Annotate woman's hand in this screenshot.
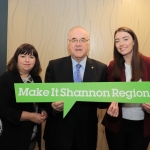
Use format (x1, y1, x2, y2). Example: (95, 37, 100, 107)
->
(51, 101, 64, 112)
(29, 112, 46, 124)
(40, 110, 47, 118)
(107, 102, 119, 117)
(21, 111, 47, 124)
(142, 103, 150, 113)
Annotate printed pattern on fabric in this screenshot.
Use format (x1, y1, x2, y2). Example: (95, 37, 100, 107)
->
(0, 119, 3, 136)
(74, 64, 82, 82)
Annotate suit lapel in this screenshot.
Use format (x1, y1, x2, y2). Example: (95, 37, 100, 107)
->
(83, 57, 94, 82)
(63, 56, 74, 82)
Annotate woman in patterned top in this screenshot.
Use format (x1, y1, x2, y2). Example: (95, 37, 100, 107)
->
(0, 43, 47, 150)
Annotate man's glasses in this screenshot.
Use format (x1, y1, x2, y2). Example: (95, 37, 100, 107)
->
(68, 38, 90, 44)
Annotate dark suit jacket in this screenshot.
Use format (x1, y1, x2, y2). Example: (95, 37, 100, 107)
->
(0, 71, 42, 150)
(43, 56, 107, 150)
(102, 55, 150, 137)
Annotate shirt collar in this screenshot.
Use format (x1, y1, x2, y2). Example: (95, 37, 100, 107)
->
(71, 56, 87, 69)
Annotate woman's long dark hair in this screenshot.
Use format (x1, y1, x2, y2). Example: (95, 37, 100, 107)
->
(112, 27, 143, 81)
(7, 43, 42, 76)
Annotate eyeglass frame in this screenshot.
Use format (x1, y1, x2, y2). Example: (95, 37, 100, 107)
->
(68, 38, 90, 44)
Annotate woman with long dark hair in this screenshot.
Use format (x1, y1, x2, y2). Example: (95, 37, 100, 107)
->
(102, 27, 150, 150)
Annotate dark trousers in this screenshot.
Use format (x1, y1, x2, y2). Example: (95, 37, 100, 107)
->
(45, 143, 57, 150)
(105, 118, 150, 150)
(45, 144, 96, 150)
(45, 130, 97, 150)
(45, 139, 97, 150)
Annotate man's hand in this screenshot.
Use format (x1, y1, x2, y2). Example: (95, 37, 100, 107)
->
(51, 101, 64, 112)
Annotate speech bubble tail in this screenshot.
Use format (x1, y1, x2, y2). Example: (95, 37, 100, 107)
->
(63, 100, 76, 118)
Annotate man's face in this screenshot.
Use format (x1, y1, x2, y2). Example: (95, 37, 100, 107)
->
(68, 27, 90, 62)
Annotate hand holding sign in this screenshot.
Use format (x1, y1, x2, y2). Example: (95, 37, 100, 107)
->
(107, 102, 119, 117)
(52, 101, 64, 112)
(142, 103, 150, 113)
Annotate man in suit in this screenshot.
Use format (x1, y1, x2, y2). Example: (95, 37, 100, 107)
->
(43, 26, 107, 150)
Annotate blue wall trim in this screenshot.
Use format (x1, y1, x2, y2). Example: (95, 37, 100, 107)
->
(0, 0, 8, 75)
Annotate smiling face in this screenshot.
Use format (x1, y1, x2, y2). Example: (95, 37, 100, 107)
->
(115, 31, 134, 58)
(17, 53, 36, 76)
(67, 27, 90, 62)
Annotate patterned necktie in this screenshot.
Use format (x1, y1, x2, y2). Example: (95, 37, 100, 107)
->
(74, 64, 82, 82)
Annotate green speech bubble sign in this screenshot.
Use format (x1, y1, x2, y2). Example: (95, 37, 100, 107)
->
(15, 82, 150, 117)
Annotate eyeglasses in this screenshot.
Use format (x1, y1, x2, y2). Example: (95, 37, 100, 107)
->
(68, 38, 90, 44)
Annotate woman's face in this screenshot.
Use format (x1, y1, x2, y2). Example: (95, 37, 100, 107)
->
(17, 53, 36, 74)
(115, 31, 134, 57)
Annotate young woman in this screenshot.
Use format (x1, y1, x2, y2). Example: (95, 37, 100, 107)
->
(0, 43, 47, 150)
(102, 27, 150, 150)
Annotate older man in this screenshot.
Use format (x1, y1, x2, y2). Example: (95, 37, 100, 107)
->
(43, 26, 107, 150)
